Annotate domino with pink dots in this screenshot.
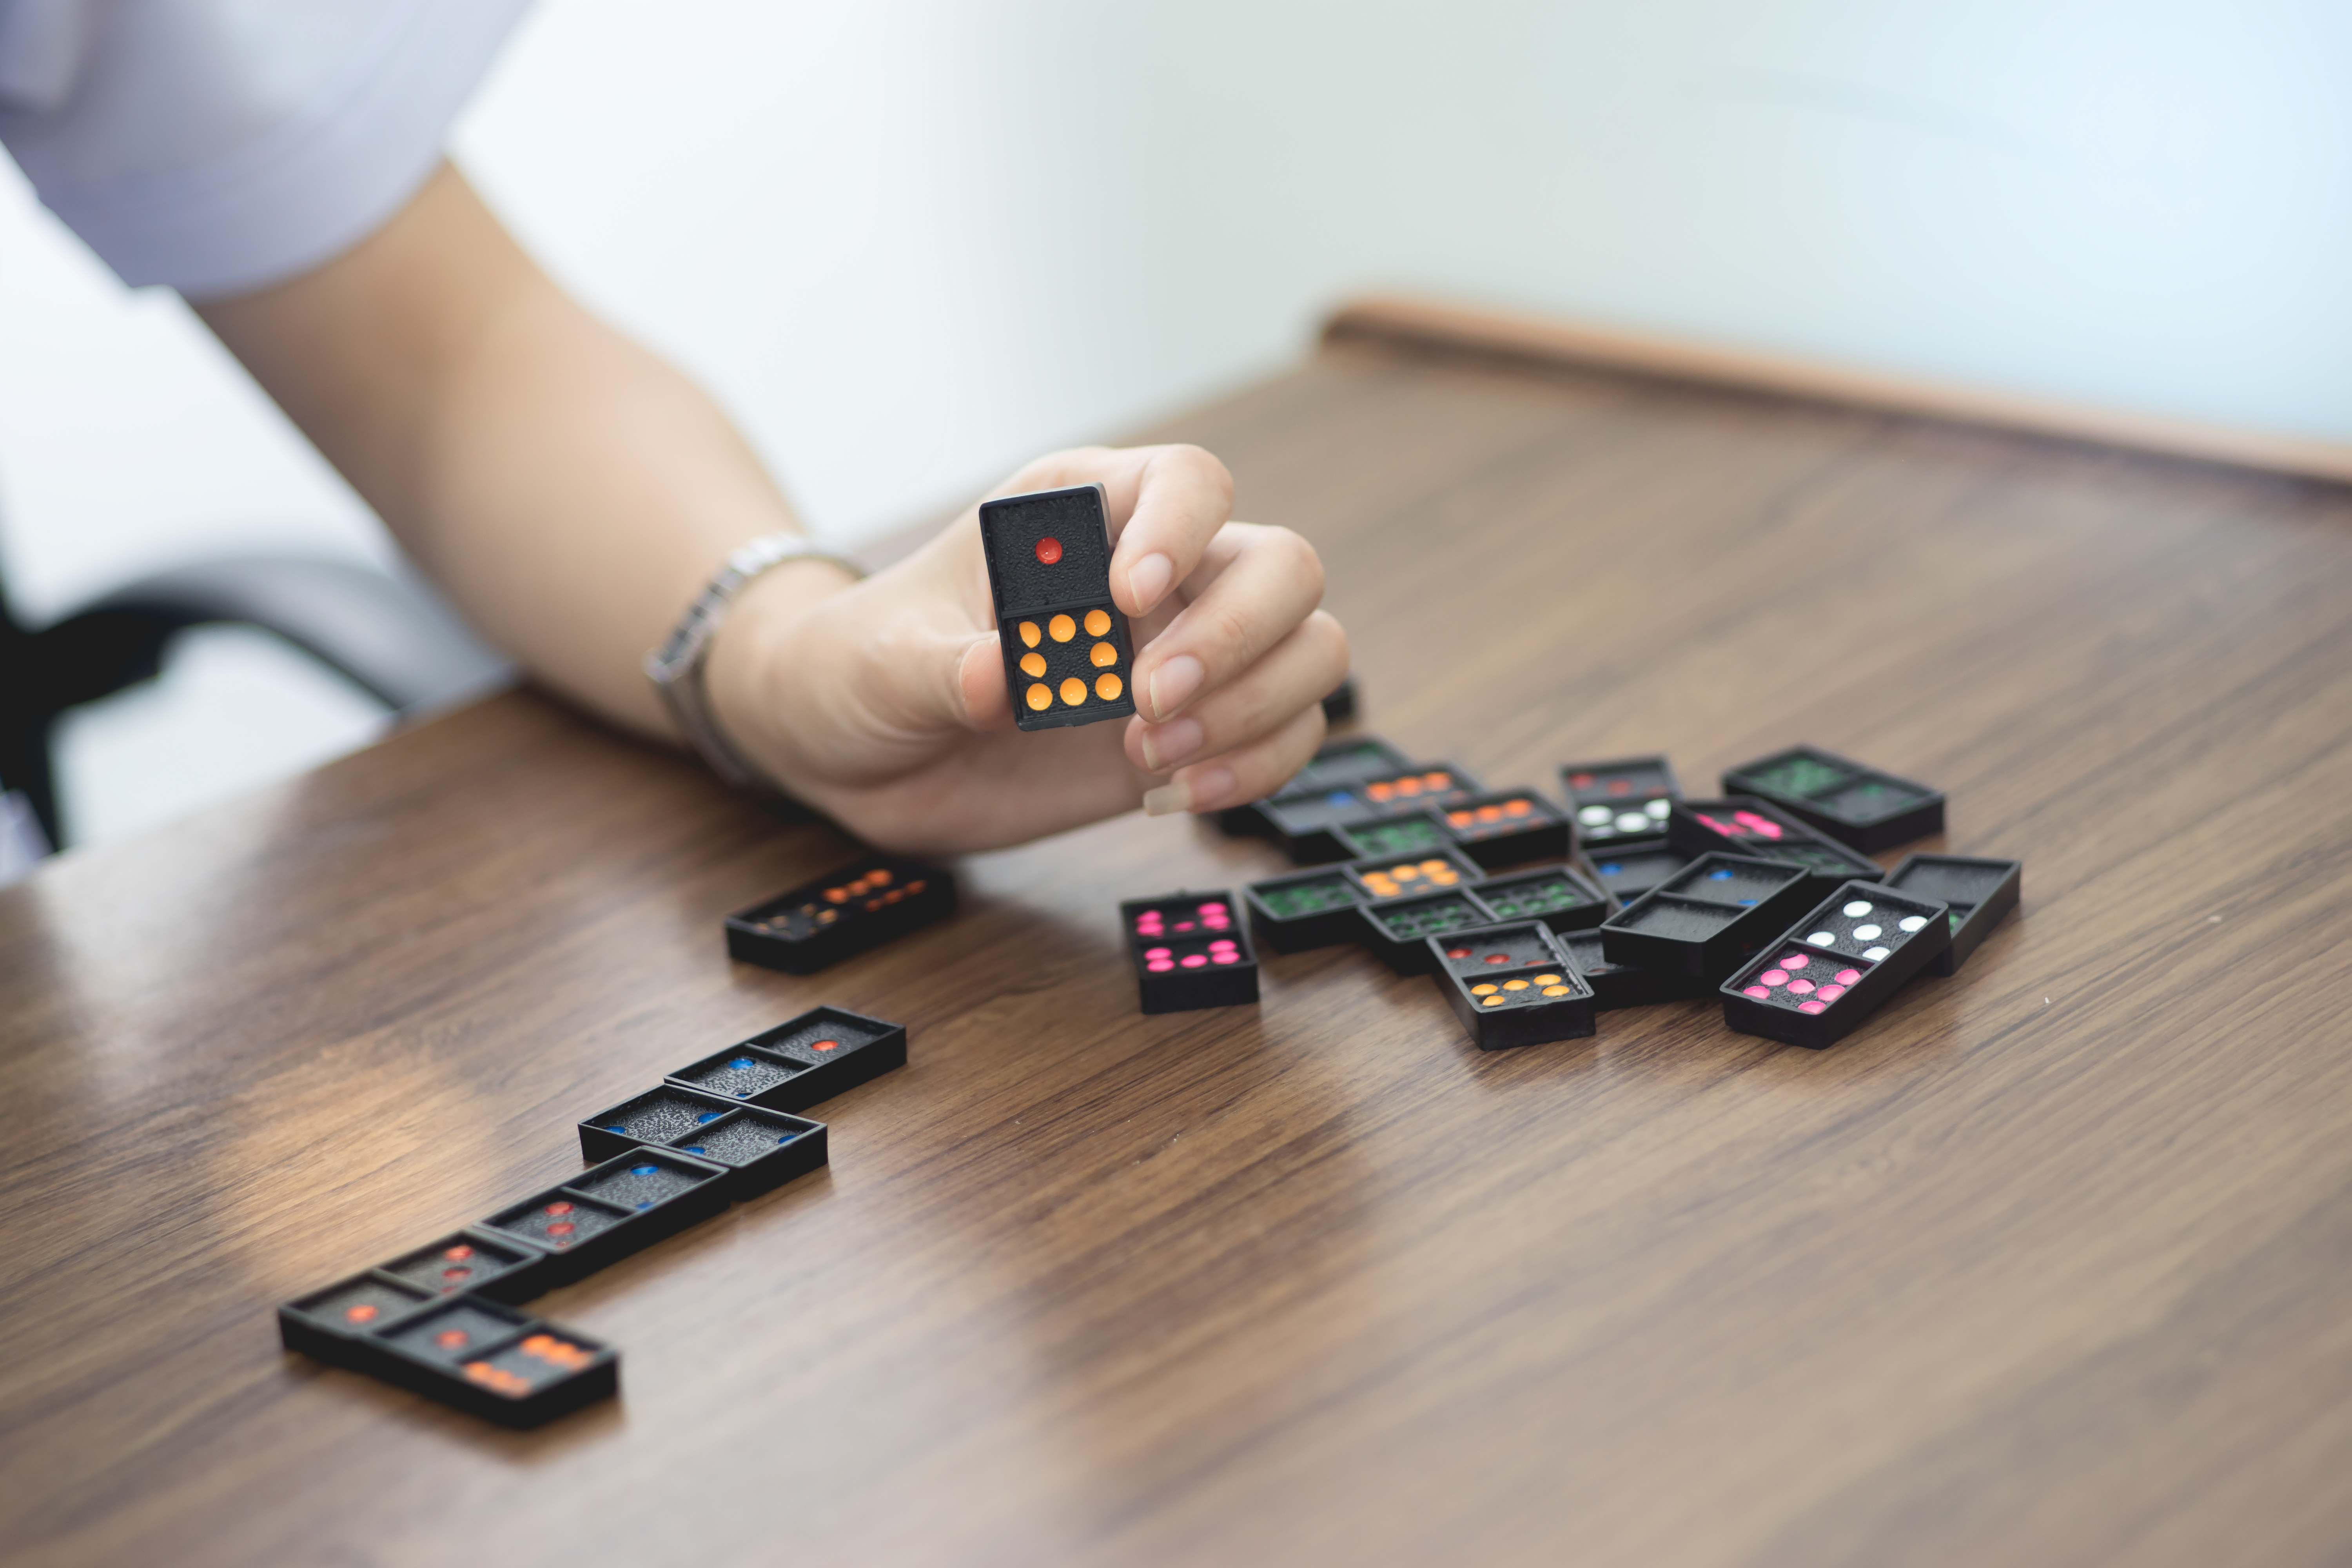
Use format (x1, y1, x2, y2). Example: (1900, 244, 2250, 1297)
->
(1719, 880, 1953, 1048)
(1122, 890, 1261, 1014)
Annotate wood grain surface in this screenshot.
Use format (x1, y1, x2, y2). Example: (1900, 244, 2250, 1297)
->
(5, 335, 2351, 1568)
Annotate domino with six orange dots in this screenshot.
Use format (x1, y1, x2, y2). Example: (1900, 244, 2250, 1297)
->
(726, 854, 958, 974)
(1438, 790, 1571, 868)
(978, 483, 1138, 730)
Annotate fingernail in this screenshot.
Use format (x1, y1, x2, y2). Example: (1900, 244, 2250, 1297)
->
(1128, 552, 1174, 612)
(1142, 780, 1191, 816)
(1181, 767, 1233, 811)
(1140, 718, 1204, 772)
(1147, 654, 1204, 721)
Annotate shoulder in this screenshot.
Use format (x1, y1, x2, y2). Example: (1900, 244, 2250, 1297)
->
(0, 0, 534, 296)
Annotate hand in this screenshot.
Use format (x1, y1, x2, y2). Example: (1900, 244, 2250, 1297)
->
(705, 445, 1350, 855)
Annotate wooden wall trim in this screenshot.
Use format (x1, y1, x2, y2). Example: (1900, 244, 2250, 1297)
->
(1323, 293, 2352, 486)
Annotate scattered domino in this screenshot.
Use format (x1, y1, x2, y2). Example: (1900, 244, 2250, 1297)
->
(1881, 852, 2021, 974)
(1580, 839, 1693, 904)
(1428, 921, 1597, 1049)
(1244, 865, 1374, 952)
(1123, 890, 1259, 1013)
(1217, 733, 1415, 841)
(1561, 755, 1681, 851)
(1437, 791, 1572, 869)
(1720, 881, 1954, 1047)
(1598, 853, 1817, 981)
(1722, 745, 1946, 852)
(1468, 862, 1612, 933)
(1258, 759, 1483, 864)
(726, 855, 956, 974)
(1554, 929, 1712, 1011)
(1664, 797, 1883, 898)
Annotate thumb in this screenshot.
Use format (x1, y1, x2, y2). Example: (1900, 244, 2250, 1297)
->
(953, 631, 1015, 730)
(811, 594, 1004, 748)
(745, 581, 999, 797)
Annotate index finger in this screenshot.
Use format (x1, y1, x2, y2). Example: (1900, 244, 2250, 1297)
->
(1099, 445, 1234, 619)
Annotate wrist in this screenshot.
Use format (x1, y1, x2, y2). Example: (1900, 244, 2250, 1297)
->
(700, 554, 858, 795)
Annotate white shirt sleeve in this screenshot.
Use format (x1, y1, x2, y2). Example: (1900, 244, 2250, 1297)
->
(0, 0, 533, 298)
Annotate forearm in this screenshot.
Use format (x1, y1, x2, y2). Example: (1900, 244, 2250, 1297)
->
(197, 163, 834, 737)
(192, 162, 1346, 853)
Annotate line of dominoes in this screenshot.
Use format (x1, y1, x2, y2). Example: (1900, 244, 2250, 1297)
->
(276, 1005, 906, 1426)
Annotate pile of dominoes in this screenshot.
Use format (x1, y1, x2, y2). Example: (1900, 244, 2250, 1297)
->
(1121, 736, 2020, 1053)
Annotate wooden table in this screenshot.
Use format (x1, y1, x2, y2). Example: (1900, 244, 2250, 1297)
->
(7, 312, 2352, 1567)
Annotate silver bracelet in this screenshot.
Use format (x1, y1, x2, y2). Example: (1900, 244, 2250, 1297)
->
(644, 532, 866, 806)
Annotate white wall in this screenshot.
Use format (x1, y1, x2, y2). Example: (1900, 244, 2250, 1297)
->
(5, 0, 2345, 844)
